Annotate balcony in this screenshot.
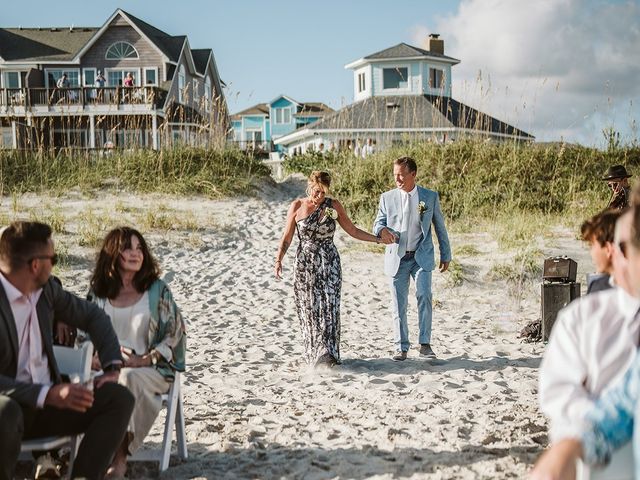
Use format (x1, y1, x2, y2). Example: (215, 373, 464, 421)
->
(0, 87, 168, 115)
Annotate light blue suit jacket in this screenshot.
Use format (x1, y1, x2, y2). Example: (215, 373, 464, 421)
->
(373, 186, 452, 277)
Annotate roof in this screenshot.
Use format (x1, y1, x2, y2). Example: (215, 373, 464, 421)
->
(121, 10, 185, 62)
(0, 27, 98, 61)
(364, 42, 460, 64)
(279, 95, 534, 140)
(231, 103, 270, 120)
(191, 49, 212, 75)
(295, 102, 334, 118)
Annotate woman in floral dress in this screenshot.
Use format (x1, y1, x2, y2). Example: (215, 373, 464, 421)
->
(275, 171, 392, 367)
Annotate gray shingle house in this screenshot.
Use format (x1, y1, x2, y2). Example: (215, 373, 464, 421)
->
(274, 35, 534, 153)
(0, 9, 227, 150)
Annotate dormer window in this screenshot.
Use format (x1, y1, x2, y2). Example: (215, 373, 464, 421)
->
(429, 68, 443, 89)
(383, 67, 408, 90)
(105, 42, 139, 60)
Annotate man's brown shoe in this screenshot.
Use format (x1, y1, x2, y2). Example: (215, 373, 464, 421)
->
(392, 350, 407, 361)
(419, 344, 436, 358)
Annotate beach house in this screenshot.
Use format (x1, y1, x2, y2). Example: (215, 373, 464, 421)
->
(231, 95, 333, 153)
(274, 35, 534, 154)
(0, 9, 227, 150)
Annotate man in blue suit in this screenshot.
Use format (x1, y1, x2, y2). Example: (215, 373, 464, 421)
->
(373, 157, 451, 361)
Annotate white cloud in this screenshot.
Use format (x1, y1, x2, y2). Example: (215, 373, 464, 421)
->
(412, 0, 640, 144)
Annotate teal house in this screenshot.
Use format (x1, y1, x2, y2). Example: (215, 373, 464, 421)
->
(231, 95, 332, 152)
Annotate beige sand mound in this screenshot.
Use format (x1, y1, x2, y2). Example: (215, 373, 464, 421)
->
(2, 178, 592, 479)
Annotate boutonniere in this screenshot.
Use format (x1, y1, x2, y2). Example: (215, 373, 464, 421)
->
(417, 201, 427, 218)
(324, 207, 338, 220)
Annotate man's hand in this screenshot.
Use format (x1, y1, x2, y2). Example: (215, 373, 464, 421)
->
(439, 261, 450, 273)
(94, 370, 120, 390)
(45, 383, 94, 412)
(379, 228, 397, 244)
(55, 322, 76, 346)
(274, 261, 283, 280)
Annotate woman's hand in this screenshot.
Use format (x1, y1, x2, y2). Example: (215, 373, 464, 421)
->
(274, 260, 283, 279)
(529, 439, 582, 480)
(123, 353, 151, 368)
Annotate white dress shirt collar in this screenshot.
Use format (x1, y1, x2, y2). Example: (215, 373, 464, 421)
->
(399, 185, 418, 197)
(0, 271, 26, 303)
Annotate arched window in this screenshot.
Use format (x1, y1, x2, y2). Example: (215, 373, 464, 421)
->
(105, 42, 139, 60)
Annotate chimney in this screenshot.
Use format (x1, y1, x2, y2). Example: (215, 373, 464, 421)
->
(428, 33, 444, 55)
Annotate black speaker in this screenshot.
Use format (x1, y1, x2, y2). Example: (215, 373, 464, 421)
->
(543, 257, 578, 283)
(541, 283, 581, 340)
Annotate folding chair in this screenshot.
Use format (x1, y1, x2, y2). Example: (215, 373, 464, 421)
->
(576, 442, 634, 480)
(20, 342, 94, 469)
(130, 371, 188, 471)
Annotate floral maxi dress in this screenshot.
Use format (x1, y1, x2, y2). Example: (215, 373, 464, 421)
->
(294, 198, 342, 365)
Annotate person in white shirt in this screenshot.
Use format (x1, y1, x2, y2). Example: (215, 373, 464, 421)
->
(537, 208, 638, 478)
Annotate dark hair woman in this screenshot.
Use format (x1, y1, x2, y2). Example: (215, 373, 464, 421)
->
(88, 226, 186, 477)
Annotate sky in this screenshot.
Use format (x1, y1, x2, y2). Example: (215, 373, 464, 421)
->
(3, 0, 639, 145)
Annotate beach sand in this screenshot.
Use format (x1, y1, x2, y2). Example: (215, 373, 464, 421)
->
(6, 176, 593, 479)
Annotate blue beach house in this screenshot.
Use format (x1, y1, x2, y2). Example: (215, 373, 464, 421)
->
(231, 95, 332, 152)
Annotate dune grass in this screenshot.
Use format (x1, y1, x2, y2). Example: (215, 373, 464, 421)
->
(284, 140, 640, 233)
(0, 147, 271, 197)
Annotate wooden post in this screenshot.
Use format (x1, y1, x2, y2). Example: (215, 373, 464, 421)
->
(89, 115, 96, 149)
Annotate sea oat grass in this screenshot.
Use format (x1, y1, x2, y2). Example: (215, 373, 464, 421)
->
(0, 147, 271, 197)
(285, 140, 640, 246)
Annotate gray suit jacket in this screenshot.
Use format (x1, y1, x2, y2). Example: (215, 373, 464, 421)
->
(373, 186, 452, 276)
(0, 277, 122, 408)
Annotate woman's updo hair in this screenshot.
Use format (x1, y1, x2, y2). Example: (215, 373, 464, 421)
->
(306, 171, 331, 196)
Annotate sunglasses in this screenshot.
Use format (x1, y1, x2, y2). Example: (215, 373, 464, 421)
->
(29, 254, 58, 266)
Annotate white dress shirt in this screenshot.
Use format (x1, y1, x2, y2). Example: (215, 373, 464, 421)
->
(400, 186, 422, 252)
(539, 286, 640, 442)
(0, 272, 51, 407)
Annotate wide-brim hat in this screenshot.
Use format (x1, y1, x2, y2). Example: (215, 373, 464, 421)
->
(602, 164, 631, 180)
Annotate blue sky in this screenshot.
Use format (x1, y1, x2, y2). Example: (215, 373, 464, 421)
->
(4, 0, 639, 145)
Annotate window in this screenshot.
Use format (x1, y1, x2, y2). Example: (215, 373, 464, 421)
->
(358, 72, 366, 93)
(106, 70, 139, 87)
(46, 70, 80, 88)
(273, 107, 291, 124)
(144, 68, 157, 86)
(105, 42, 139, 60)
(382, 67, 408, 90)
(204, 76, 211, 111)
(429, 68, 443, 89)
(4, 72, 20, 88)
(83, 68, 96, 86)
(193, 79, 199, 102)
(178, 65, 186, 103)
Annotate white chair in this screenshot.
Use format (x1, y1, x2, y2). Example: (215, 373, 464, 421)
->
(576, 443, 634, 480)
(20, 342, 94, 469)
(129, 371, 187, 471)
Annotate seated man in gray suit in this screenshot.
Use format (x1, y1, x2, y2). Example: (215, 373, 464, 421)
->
(373, 156, 451, 361)
(0, 221, 134, 480)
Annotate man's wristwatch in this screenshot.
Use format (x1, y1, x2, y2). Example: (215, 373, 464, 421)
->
(150, 350, 158, 366)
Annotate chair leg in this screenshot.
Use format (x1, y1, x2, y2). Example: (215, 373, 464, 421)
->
(160, 387, 179, 471)
(69, 434, 81, 473)
(175, 394, 188, 460)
